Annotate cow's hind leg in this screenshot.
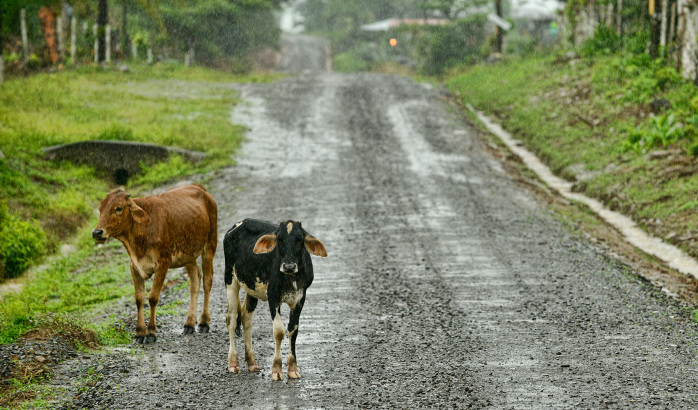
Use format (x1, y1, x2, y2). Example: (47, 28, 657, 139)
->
(183, 261, 202, 334)
(242, 294, 260, 372)
(226, 278, 242, 373)
(130, 265, 146, 344)
(199, 243, 215, 333)
(287, 295, 305, 379)
(270, 303, 284, 381)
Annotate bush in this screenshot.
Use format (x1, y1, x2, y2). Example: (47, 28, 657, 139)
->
(417, 15, 487, 76)
(333, 51, 369, 73)
(580, 25, 620, 57)
(0, 203, 46, 279)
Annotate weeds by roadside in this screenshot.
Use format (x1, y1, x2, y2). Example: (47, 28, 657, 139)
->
(447, 53, 698, 266)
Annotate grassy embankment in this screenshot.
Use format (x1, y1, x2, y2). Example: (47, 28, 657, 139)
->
(447, 54, 698, 264)
(0, 63, 280, 345)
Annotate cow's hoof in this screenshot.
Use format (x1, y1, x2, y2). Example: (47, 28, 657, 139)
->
(228, 363, 241, 373)
(135, 336, 145, 344)
(247, 364, 260, 372)
(145, 334, 157, 343)
(271, 370, 283, 381)
(183, 325, 195, 334)
(287, 369, 301, 379)
(198, 324, 209, 334)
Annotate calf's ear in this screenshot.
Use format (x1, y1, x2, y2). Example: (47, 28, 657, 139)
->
(254, 234, 277, 254)
(130, 202, 151, 224)
(305, 235, 327, 257)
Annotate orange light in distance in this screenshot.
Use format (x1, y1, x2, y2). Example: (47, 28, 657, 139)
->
(389, 38, 397, 47)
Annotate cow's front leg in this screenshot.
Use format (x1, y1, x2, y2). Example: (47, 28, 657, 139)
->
(145, 262, 169, 343)
(242, 294, 260, 372)
(226, 279, 241, 373)
(287, 294, 305, 379)
(270, 302, 284, 381)
(183, 262, 201, 334)
(130, 265, 146, 344)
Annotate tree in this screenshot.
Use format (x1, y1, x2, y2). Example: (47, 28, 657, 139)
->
(97, 0, 107, 62)
(0, 1, 4, 85)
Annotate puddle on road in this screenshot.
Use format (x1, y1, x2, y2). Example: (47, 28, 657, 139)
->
(472, 106, 698, 280)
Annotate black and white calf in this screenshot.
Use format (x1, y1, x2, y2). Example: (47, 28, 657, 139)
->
(223, 219, 327, 380)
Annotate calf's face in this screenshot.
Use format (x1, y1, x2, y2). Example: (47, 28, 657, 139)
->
(92, 190, 151, 243)
(253, 221, 327, 274)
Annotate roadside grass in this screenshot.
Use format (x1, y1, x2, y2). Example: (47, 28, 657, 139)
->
(0, 61, 280, 262)
(0, 61, 279, 405)
(0, 224, 133, 345)
(447, 53, 698, 262)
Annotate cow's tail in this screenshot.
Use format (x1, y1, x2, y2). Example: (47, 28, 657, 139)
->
(235, 308, 243, 337)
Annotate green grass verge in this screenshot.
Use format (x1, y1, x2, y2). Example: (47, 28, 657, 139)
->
(0, 224, 132, 345)
(446, 53, 698, 261)
(0, 62, 280, 275)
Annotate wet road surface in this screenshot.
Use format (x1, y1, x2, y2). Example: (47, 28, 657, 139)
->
(64, 38, 698, 409)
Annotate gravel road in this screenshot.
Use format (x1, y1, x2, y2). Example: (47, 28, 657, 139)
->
(58, 36, 698, 409)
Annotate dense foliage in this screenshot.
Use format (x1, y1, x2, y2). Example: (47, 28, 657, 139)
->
(161, 0, 280, 69)
(0, 201, 45, 279)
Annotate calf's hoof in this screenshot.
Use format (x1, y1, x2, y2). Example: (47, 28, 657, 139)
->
(183, 325, 195, 334)
(135, 335, 145, 344)
(247, 364, 260, 372)
(198, 324, 209, 334)
(145, 334, 157, 343)
(228, 362, 241, 373)
(287, 369, 301, 379)
(271, 369, 283, 381)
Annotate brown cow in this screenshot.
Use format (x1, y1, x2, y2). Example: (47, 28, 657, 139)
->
(92, 184, 217, 343)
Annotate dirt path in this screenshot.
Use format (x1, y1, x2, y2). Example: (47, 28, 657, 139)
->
(58, 39, 698, 409)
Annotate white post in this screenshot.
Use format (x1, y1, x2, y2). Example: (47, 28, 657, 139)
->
(94, 23, 99, 63)
(70, 17, 77, 64)
(131, 42, 138, 60)
(661, 0, 669, 47)
(679, 0, 698, 81)
(21, 9, 29, 65)
(616, 0, 623, 36)
(147, 48, 153, 64)
(105, 24, 111, 63)
(57, 15, 65, 61)
(0, 54, 4, 85)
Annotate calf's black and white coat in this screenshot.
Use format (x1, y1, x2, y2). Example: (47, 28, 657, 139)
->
(224, 219, 327, 380)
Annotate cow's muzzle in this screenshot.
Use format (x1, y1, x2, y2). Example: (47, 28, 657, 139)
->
(92, 229, 107, 243)
(281, 263, 298, 274)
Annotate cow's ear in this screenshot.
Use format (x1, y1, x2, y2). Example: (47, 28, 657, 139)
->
(305, 235, 327, 257)
(253, 234, 277, 254)
(130, 202, 151, 224)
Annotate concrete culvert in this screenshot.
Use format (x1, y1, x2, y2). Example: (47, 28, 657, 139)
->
(113, 169, 130, 185)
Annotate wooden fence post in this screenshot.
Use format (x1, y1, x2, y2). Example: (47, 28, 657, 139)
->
(21, 9, 29, 66)
(70, 17, 77, 63)
(147, 48, 153, 64)
(616, 0, 623, 37)
(661, 0, 668, 48)
(57, 14, 64, 62)
(106, 24, 111, 63)
(93, 24, 99, 63)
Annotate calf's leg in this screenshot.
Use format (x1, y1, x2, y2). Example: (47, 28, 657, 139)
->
(145, 263, 168, 343)
(130, 265, 146, 344)
(270, 303, 285, 381)
(226, 278, 242, 373)
(184, 262, 202, 334)
(242, 295, 259, 372)
(199, 244, 215, 333)
(287, 295, 305, 379)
